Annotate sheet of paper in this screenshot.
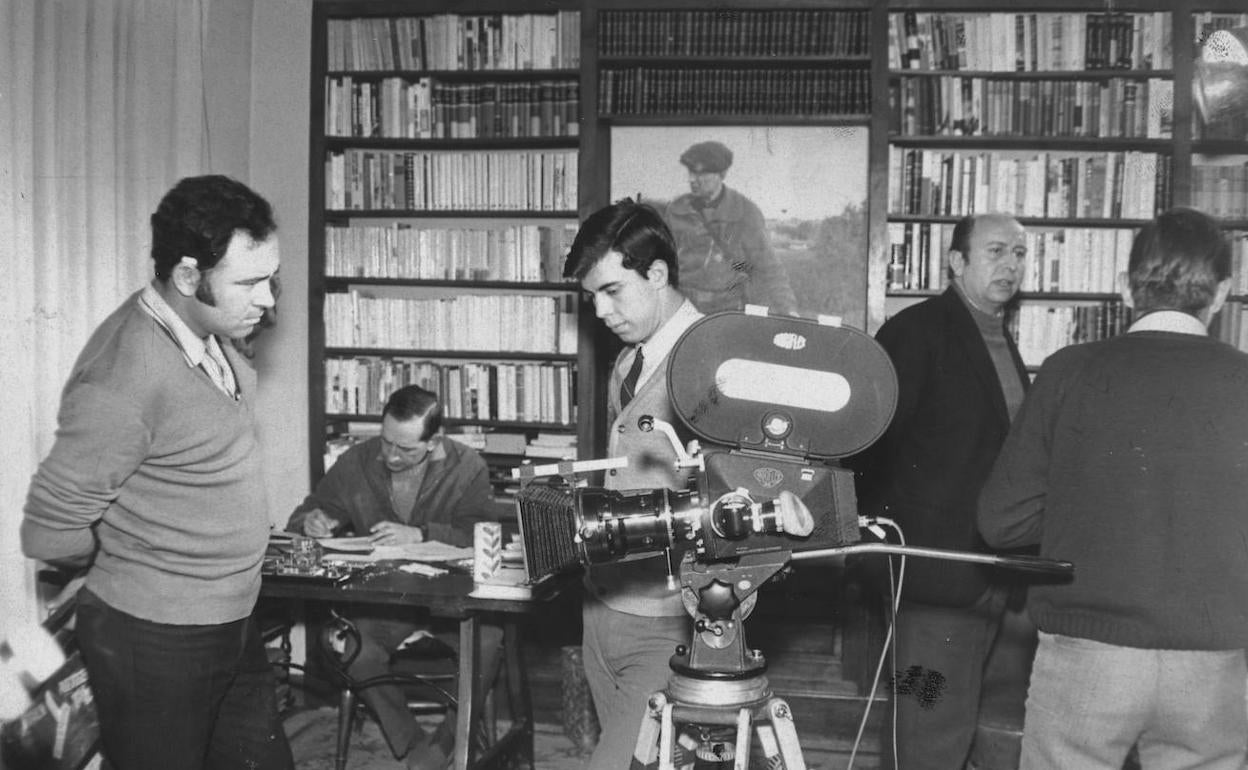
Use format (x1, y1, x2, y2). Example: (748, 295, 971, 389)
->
(317, 536, 376, 553)
(316, 540, 474, 563)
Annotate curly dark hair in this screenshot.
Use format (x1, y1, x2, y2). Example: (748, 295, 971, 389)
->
(150, 175, 277, 280)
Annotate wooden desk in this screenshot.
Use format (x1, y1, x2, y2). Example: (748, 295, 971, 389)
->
(262, 563, 561, 770)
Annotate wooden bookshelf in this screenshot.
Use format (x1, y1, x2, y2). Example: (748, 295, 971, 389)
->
(881, 0, 1248, 358)
(308, 1, 586, 506)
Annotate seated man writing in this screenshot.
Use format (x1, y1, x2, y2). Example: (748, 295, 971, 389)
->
(286, 384, 500, 770)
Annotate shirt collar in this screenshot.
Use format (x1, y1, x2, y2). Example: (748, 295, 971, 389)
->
(628, 300, 704, 386)
(1127, 310, 1208, 337)
(139, 281, 209, 367)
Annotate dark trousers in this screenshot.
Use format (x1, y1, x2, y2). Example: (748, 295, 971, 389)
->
(887, 587, 1008, 770)
(75, 588, 294, 770)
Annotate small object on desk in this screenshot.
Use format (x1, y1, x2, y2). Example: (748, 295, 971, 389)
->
(399, 562, 449, 578)
(473, 522, 504, 583)
(289, 535, 323, 573)
(469, 565, 537, 599)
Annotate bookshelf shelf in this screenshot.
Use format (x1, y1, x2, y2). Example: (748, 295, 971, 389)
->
(324, 277, 575, 292)
(887, 137, 1176, 152)
(324, 347, 578, 362)
(888, 214, 1156, 228)
(603, 113, 872, 126)
(890, 69, 1174, 80)
(325, 68, 580, 80)
(326, 209, 578, 219)
(327, 414, 575, 430)
(600, 55, 872, 66)
(324, 137, 581, 150)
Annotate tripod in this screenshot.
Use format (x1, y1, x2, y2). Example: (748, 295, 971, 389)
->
(630, 552, 807, 769)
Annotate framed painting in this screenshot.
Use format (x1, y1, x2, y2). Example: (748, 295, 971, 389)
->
(610, 125, 870, 328)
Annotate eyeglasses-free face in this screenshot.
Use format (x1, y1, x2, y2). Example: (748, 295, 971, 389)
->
(378, 414, 434, 472)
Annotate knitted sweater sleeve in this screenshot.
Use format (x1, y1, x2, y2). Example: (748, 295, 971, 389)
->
(23, 380, 152, 568)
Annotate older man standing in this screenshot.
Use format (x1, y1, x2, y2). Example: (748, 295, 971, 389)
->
(664, 140, 798, 316)
(851, 212, 1029, 770)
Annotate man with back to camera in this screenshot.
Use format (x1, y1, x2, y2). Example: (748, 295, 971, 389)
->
(563, 199, 814, 769)
(664, 140, 799, 316)
(849, 212, 1029, 769)
(22, 175, 293, 769)
(978, 207, 1248, 769)
(286, 384, 501, 770)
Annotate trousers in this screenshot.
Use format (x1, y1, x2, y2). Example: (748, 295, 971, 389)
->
(581, 596, 689, 770)
(887, 588, 1008, 770)
(75, 588, 294, 770)
(345, 612, 503, 760)
(1020, 631, 1248, 770)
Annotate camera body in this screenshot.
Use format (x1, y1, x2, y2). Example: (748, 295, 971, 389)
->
(515, 311, 898, 581)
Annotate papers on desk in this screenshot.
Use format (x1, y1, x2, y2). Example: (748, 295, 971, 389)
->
(317, 536, 375, 553)
(318, 540, 475, 564)
(314, 534, 371, 551)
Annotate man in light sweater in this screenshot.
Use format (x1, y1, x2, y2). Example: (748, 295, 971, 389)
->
(563, 200, 813, 769)
(22, 175, 291, 769)
(978, 207, 1248, 768)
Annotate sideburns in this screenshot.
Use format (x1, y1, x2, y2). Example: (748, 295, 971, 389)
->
(194, 275, 217, 307)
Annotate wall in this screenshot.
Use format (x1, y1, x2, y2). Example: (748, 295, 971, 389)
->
(250, 0, 313, 523)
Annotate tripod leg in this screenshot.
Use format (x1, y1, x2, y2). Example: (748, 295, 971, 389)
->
(658, 701, 677, 770)
(733, 707, 752, 770)
(630, 692, 668, 770)
(762, 698, 806, 770)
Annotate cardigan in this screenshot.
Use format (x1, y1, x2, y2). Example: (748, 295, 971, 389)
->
(586, 302, 704, 616)
(23, 290, 270, 625)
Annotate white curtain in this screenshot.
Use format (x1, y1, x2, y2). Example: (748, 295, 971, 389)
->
(0, 0, 248, 628)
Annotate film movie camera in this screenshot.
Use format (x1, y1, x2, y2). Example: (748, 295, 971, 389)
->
(511, 311, 1072, 769)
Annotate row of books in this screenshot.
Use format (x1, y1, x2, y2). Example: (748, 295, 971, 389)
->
(325, 77, 580, 140)
(887, 223, 1140, 294)
(325, 149, 577, 212)
(326, 12, 580, 72)
(1190, 165, 1248, 220)
(891, 76, 1173, 139)
(889, 148, 1170, 220)
(597, 67, 871, 117)
(1011, 301, 1133, 368)
(1211, 301, 1248, 354)
(598, 10, 870, 59)
(325, 222, 576, 284)
(448, 429, 578, 460)
(890, 12, 1173, 73)
(324, 290, 577, 355)
(325, 357, 576, 426)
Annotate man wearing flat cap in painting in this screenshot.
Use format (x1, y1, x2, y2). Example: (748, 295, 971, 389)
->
(663, 140, 799, 316)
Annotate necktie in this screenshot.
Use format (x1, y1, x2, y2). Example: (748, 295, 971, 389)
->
(620, 346, 644, 408)
(202, 337, 239, 399)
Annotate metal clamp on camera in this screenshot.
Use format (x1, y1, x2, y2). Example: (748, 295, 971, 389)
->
(510, 311, 1073, 769)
